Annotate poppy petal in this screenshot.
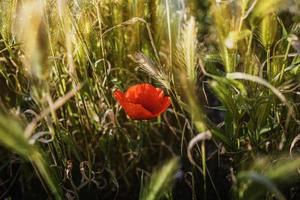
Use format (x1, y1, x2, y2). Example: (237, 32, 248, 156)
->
(120, 102, 156, 120)
(124, 84, 164, 113)
(152, 96, 171, 115)
(113, 89, 125, 103)
(113, 84, 171, 120)
(114, 89, 155, 119)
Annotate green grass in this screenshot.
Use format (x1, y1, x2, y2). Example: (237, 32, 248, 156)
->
(0, 0, 300, 199)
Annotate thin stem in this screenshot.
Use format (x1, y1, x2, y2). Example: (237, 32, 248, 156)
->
(201, 141, 207, 200)
(267, 48, 271, 81)
(279, 42, 291, 82)
(165, 0, 172, 67)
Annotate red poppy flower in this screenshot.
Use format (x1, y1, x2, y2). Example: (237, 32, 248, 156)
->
(113, 83, 171, 120)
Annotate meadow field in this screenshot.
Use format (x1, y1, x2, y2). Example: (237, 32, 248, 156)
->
(1, 0, 300, 199)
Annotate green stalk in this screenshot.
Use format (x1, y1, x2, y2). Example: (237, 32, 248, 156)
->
(201, 141, 207, 200)
(279, 42, 291, 82)
(267, 48, 271, 81)
(165, 0, 172, 67)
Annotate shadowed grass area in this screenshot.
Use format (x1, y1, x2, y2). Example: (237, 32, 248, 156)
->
(0, 0, 300, 199)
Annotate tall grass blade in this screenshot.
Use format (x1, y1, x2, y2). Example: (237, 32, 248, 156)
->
(140, 158, 179, 200)
(235, 157, 300, 200)
(0, 115, 62, 199)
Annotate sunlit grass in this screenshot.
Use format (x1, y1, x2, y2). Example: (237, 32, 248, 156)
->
(0, 0, 300, 199)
